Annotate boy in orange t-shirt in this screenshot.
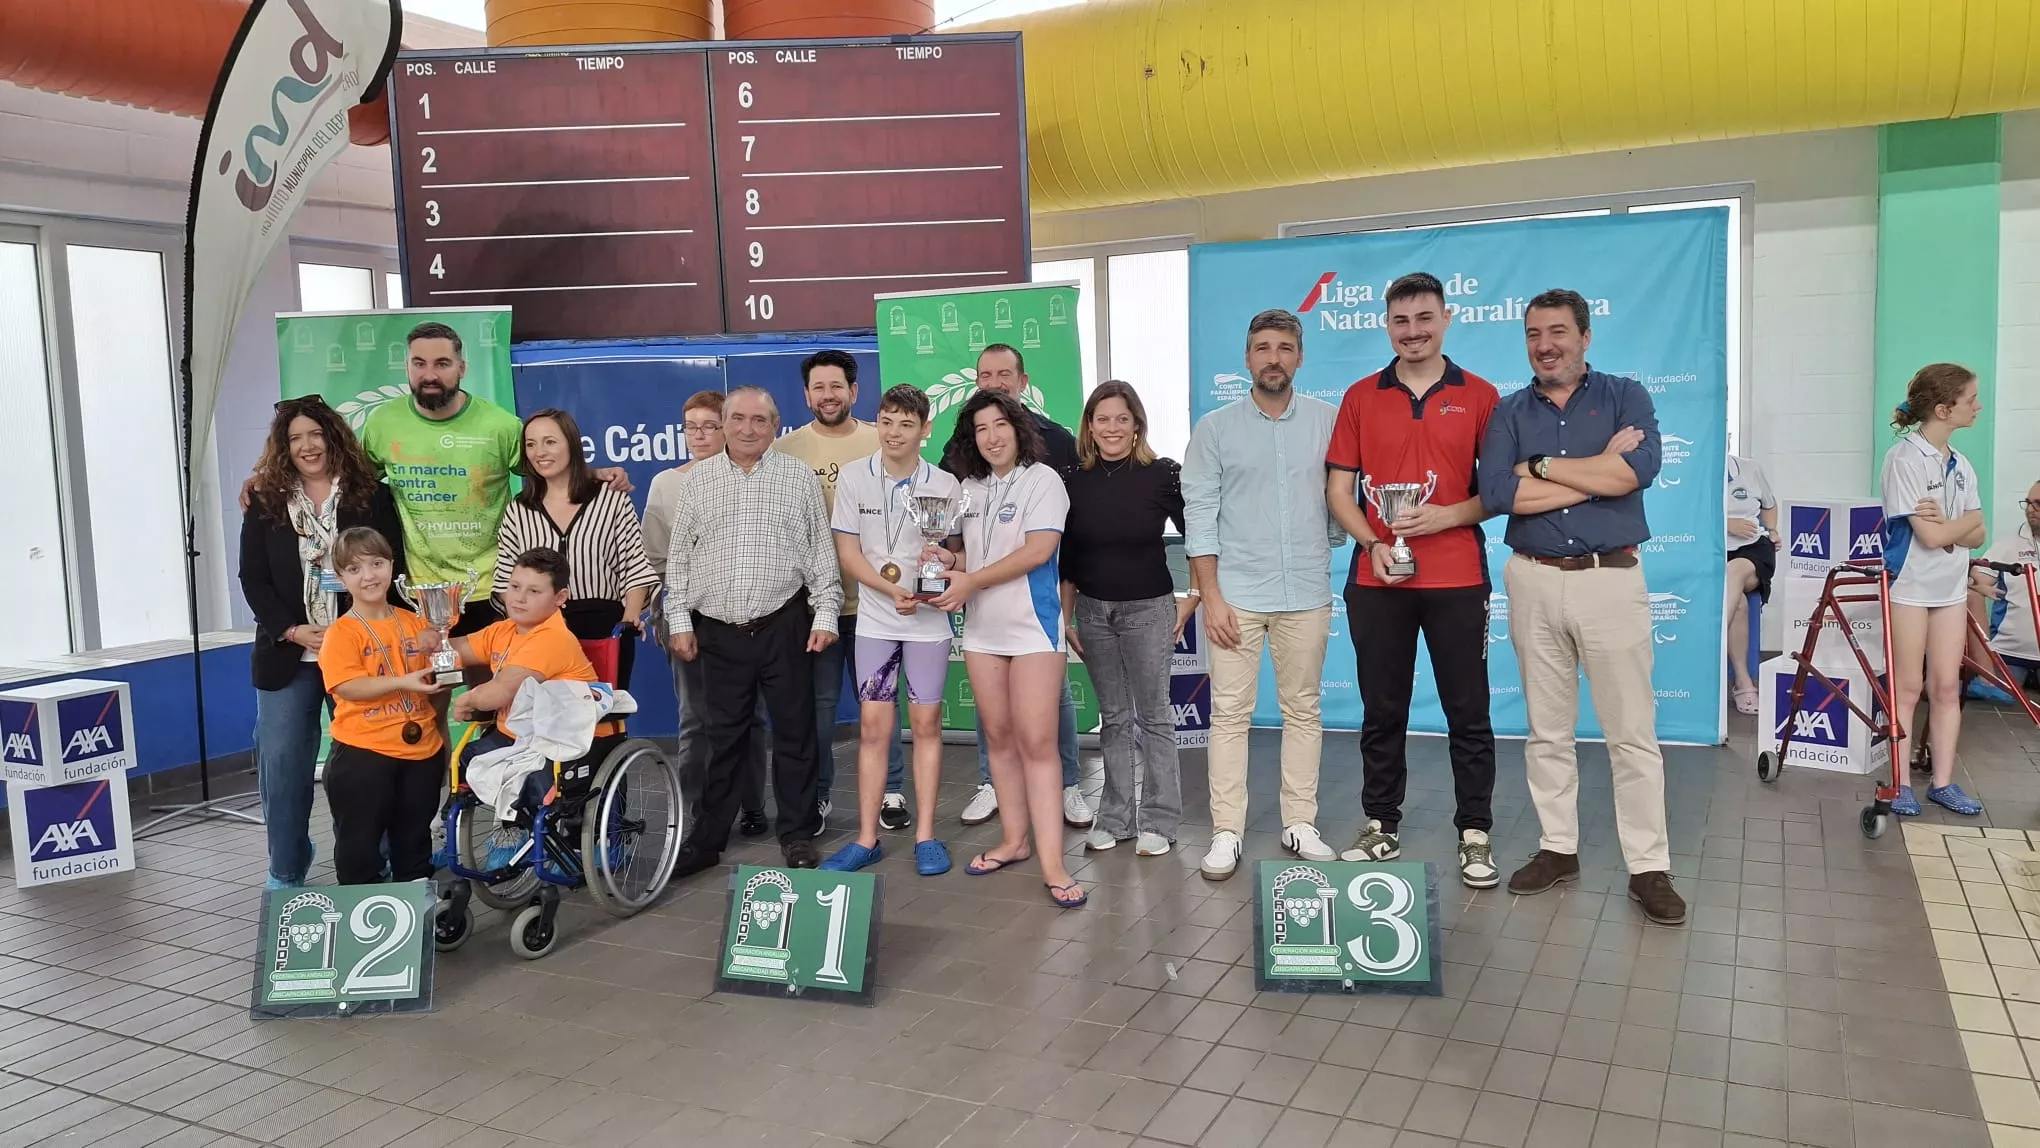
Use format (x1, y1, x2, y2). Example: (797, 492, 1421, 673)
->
(318, 527, 447, 886)
(443, 548, 598, 767)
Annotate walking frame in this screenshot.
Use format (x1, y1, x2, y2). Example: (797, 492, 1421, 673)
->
(1756, 558, 2040, 838)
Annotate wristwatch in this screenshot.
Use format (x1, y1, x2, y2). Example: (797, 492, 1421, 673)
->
(1527, 454, 1552, 480)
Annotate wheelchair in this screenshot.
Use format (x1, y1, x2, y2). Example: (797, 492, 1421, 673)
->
(432, 640, 684, 959)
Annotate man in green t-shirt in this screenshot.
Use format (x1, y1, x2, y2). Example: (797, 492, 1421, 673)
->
(359, 322, 628, 634)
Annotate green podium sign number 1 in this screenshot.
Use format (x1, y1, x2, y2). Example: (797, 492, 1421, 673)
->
(1252, 860, 1444, 996)
(717, 866, 881, 1005)
(251, 879, 437, 1019)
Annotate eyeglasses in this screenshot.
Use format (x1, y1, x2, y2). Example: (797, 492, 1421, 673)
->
(273, 394, 328, 412)
(683, 421, 721, 434)
(2020, 500, 2040, 512)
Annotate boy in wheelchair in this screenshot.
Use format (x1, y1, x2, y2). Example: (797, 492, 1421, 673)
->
(436, 547, 602, 818)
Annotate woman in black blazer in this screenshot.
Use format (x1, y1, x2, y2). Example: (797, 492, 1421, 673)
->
(239, 396, 402, 889)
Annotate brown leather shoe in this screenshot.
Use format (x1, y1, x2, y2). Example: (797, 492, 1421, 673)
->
(1628, 871, 1687, 925)
(783, 840, 820, 869)
(1507, 850, 1580, 894)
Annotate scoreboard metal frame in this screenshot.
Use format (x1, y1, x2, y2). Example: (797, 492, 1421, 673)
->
(385, 33, 1030, 342)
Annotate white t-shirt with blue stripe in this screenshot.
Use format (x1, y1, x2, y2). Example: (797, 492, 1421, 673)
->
(1881, 432, 1981, 608)
(959, 462, 1069, 656)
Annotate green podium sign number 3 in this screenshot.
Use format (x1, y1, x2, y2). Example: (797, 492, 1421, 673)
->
(1253, 860, 1444, 995)
(717, 866, 881, 1005)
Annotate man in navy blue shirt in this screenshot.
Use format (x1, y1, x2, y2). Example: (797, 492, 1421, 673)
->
(1477, 288, 1683, 927)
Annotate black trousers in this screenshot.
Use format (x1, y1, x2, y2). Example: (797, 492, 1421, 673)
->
(326, 742, 445, 885)
(689, 593, 820, 851)
(1345, 583, 1496, 834)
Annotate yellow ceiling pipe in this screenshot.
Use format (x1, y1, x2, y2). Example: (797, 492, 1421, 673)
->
(956, 0, 2040, 213)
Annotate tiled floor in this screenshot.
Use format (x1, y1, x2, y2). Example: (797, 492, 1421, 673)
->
(1, 698, 2036, 1148)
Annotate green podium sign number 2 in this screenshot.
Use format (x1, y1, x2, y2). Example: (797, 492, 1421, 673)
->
(251, 879, 437, 1019)
(717, 866, 881, 1005)
(1252, 860, 1444, 996)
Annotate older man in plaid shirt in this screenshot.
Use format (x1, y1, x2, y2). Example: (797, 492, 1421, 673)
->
(665, 385, 842, 875)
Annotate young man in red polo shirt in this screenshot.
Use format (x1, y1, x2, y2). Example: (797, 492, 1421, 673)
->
(1325, 272, 1502, 888)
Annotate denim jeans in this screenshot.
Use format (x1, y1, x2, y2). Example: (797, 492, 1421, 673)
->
(817, 612, 906, 797)
(1076, 594, 1183, 839)
(255, 661, 327, 884)
(977, 676, 1079, 788)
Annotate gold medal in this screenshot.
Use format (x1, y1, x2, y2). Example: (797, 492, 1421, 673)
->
(401, 721, 424, 745)
(880, 561, 902, 584)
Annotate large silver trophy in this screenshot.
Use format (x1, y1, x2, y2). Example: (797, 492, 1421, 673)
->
(1360, 472, 1439, 580)
(901, 490, 972, 598)
(395, 571, 476, 685)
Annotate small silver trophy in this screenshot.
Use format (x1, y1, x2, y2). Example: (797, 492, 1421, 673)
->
(901, 491, 972, 598)
(395, 571, 476, 685)
(1360, 472, 1439, 579)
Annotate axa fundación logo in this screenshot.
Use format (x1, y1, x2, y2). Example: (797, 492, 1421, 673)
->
(24, 780, 116, 865)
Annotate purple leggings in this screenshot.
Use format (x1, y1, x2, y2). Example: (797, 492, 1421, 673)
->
(853, 635, 949, 706)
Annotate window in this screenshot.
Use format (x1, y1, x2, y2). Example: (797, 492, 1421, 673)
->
(67, 245, 186, 649)
(297, 261, 375, 312)
(0, 240, 70, 663)
(1106, 249, 1191, 464)
(1030, 256, 1098, 393)
(385, 271, 405, 309)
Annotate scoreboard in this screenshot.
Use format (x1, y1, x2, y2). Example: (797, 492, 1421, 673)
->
(386, 35, 1029, 342)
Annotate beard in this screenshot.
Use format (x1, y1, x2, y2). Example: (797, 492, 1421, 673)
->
(414, 382, 456, 411)
(1253, 369, 1292, 395)
(813, 405, 850, 427)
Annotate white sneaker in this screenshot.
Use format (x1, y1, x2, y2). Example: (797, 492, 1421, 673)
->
(1201, 830, 1242, 880)
(1282, 824, 1336, 863)
(1085, 828, 1119, 851)
(1340, 820, 1401, 863)
(1460, 829, 1500, 889)
(960, 783, 998, 825)
(1135, 832, 1172, 857)
(1063, 786, 1095, 828)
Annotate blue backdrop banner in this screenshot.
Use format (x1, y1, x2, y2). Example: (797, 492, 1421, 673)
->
(1189, 210, 1727, 745)
(512, 337, 881, 737)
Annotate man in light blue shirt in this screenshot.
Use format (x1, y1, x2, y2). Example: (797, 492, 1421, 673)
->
(1184, 308, 1343, 879)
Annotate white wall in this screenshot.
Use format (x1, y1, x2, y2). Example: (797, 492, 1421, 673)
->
(1999, 114, 2040, 549)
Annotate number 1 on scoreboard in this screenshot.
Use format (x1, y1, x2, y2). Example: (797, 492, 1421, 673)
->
(417, 92, 431, 119)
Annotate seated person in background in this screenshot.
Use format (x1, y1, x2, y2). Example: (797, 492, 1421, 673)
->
(318, 527, 447, 886)
(441, 546, 599, 763)
(1969, 479, 2040, 700)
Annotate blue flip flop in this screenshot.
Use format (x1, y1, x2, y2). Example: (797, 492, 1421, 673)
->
(1928, 784, 1983, 816)
(1892, 786, 1923, 817)
(819, 841, 883, 872)
(915, 839, 952, 877)
(1045, 881, 1088, 909)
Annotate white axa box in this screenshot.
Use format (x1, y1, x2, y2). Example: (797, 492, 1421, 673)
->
(0, 679, 136, 786)
(1782, 498, 1885, 578)
(1777, 573, 1887, 673)
(7, 776, 137, 888)
(1757, 654, 1887, 775)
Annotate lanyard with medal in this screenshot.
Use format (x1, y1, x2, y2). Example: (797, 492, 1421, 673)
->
(879, 461, 920, 585)
(980, 468, 1018, 555)
(352, 611, 425, 745)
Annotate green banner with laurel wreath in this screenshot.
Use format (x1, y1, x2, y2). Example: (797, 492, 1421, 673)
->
(873, 283, 1083, 463)
(275, 306, 514, 426)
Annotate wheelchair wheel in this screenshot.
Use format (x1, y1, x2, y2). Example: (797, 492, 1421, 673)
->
(434, 902, 473, 952)
(509, 903, 558, 960)
(455, 795, 540, 911)
(583, 738, 684, 918)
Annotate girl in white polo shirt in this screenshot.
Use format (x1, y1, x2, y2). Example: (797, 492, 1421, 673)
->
(931, 389, 1085, 908)
(1880, 363, 1987, 817)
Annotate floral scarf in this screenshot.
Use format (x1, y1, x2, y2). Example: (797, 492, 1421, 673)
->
(287, 480, 342, 629)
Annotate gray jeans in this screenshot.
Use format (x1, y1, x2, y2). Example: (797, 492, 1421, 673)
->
(672, 652, 768, 825)
(1075, 593, 1182, 839)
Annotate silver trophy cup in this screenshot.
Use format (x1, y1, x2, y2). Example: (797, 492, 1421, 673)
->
(902, 491, 972, 597)
(1360, 472, 1439, 579)
(395, 571, 476, 685)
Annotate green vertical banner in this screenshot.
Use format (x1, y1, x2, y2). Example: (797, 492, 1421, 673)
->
(877, 283, 1092, 733)
(1874, 117, 2000, 518)
(874, 281, 1084, 463)
(275, 306, 516, 427)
